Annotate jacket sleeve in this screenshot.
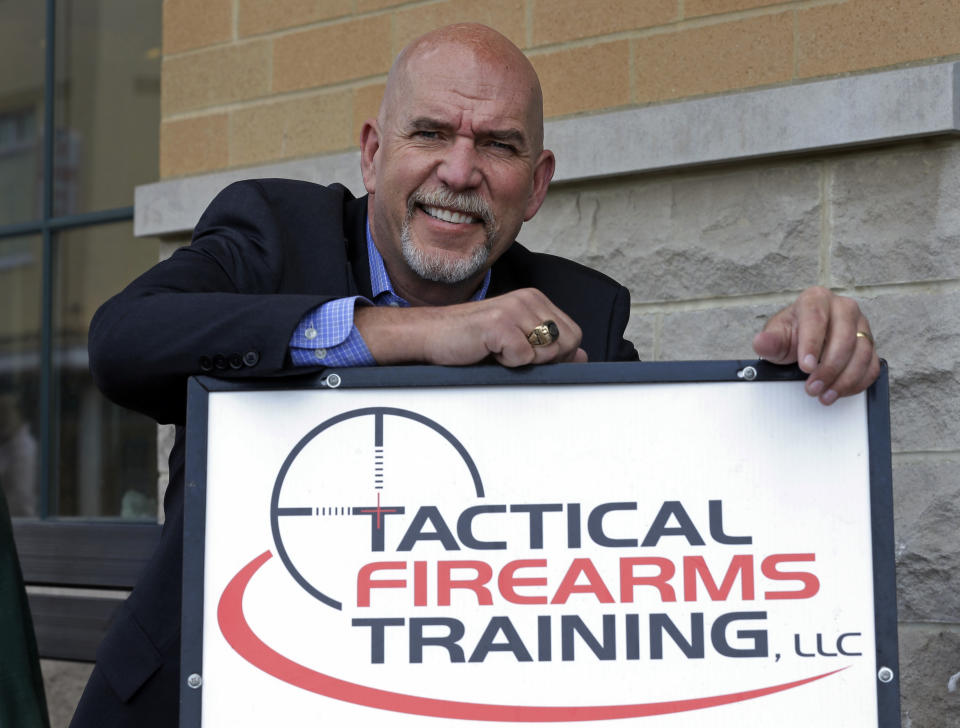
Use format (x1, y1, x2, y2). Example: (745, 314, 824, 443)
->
(88, 181, 341, 424)
(606, 284, 640, 362)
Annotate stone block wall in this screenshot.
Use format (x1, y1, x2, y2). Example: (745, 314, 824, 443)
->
(522, 137, 960, 727)
(158, 0, 960, 178)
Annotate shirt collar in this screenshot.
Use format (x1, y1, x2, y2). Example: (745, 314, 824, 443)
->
(366, 220, 490, 303)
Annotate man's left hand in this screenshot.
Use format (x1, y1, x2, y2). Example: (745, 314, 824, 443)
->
(752, 286, 880, 405)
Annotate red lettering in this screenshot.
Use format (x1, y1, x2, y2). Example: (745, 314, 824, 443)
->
(437, 560, 493, 606)
(356, 561, 406, 607)
(762, 553, 820, 599)
(683, 555, 755, 601)
(619, 557, 677, 602)
(551, 557, 614, 604)
(413, 560, 427, 606)
(498, 559, 548, 604)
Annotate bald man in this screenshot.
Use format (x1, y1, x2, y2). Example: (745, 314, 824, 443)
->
(73, 23, 878, 727)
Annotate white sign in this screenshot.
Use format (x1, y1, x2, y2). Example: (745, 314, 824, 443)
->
(192, 377, 886, 726)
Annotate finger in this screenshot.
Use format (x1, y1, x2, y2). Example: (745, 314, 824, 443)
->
(752, 327, 795, 364)
(815, 329, 876, 405)
(792, 287, 833, 373)
(853, 348, 882, 396)
(803, 298, 861, 399)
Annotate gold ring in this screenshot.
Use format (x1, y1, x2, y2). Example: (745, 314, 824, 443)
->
(856, 331, 874, 346)
(527, 320, 559, 347)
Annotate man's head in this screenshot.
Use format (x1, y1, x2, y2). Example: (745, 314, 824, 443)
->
(360, 24, 555, 305)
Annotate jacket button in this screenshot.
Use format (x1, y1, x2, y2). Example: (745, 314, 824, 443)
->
(229, 353, 243, 369)
(213, 354, 227, 370)
(199, 356, 213, 372)
(242, 351, 260, 367)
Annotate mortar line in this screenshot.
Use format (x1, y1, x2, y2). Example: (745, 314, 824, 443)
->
(627, 278, 960, 315)
(818, 160, 833, 287)
(525, 0, 533, 49)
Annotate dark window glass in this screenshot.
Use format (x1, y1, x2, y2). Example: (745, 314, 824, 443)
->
(0, 1, 44, 225)
(54, 0, 161, 216)
(51, 223, 158, 518)
(0, 236, 43, 517)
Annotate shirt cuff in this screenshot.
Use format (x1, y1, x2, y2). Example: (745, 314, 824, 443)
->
(289, 297, 376, 367)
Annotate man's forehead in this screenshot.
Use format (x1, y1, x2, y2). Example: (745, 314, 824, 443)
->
(397, 61, 533, 121)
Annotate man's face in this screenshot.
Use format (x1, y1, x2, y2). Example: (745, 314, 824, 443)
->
(361, 43, 554, 301)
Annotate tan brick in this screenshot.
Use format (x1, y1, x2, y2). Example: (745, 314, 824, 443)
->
(632, 13, 793, 103)
(229, 91, 354, 167)
(531, 0, 676, 46)
(353, 82, 386, 145)
(160, 114, 229, 178)
(685, 0, 794, 18)
(797, 0, 960, 79)
(392, 0, 526, 55)
(162, 41, 272, 116)
(273, 16, 392, 93)
(163, 0, 233, 55)
(530, 40, 630, 117)
(237, 0, 353, 38)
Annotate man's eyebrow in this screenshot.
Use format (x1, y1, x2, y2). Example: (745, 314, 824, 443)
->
(484, 128, 527, 146)
(408, 117, 454, 132)
(407, 117, 528, 146)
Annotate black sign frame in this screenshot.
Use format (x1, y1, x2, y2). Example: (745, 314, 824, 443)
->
(181, 360, 898, 727)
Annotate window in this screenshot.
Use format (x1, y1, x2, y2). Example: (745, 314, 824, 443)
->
(0, 0, 161, 522)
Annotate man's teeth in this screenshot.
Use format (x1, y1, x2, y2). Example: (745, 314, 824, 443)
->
(422, 205, 478, 224)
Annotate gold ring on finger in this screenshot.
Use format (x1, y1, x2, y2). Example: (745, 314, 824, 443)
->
(856, 331, 874, 347)
(527, 320, 559, 347)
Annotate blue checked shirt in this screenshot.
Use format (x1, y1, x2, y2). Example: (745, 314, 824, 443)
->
(289, 222, 491, 366)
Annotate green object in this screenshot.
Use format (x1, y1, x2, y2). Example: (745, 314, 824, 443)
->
(0, 488, 49, 728)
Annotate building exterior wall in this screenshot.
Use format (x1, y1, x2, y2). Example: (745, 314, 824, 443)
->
(159, 0, 960, 178)
(108, 1, 960, 726)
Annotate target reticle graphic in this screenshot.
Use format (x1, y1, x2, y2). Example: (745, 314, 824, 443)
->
(270, 407, 483, 609)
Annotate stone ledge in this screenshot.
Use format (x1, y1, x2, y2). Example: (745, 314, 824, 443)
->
(135, 62, 960, 237)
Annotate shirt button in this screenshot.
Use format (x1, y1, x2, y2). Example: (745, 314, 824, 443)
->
(314, 348, 327, 360)
(304, 327, 317, 340)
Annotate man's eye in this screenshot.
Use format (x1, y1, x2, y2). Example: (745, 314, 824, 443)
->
(488, 140, 517, 153)
(413, 130, 439, 139)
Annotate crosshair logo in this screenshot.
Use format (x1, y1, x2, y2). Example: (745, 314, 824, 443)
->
(270, 407, 484, 609)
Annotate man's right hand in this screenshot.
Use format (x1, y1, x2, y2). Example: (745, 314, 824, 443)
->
(355, 288, 587, 366)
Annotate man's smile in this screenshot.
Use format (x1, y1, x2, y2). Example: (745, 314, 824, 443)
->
(420, 205, 482, 225)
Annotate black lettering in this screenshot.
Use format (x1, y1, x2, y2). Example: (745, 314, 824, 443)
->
(641, 502, 705, 547)
(409, 618, 465, 663)
(397, 506, 460, 551)
(711, 611, 768, 657)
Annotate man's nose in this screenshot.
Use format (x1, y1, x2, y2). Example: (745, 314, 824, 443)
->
(437, 137, 482, 190)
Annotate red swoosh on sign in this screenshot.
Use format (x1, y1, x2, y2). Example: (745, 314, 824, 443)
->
(217, 551, 848, 722)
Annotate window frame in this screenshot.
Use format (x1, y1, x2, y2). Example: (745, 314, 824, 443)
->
(2, 0, 160, 660)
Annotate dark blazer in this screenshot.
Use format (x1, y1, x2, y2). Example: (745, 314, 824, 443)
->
(71, 179, 637, 727)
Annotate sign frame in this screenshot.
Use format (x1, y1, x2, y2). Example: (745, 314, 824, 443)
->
(181, 360, 899, 727)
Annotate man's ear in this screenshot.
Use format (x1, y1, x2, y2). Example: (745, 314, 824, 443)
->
(523, 149, 556, 221)
(360, 120, 380, 195)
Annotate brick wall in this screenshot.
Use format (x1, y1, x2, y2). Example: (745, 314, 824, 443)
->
(159, 0, 960, 178)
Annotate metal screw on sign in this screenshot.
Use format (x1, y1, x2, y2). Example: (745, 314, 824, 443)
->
(877, 667, 894, 683)
(738, 366, 758, 381)
(187, 673, 202, 689)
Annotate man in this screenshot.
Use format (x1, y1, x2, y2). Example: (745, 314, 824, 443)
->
(71, 23, 878, 727)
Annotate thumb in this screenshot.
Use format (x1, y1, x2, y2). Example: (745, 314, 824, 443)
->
(752, 327, 795, 364)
